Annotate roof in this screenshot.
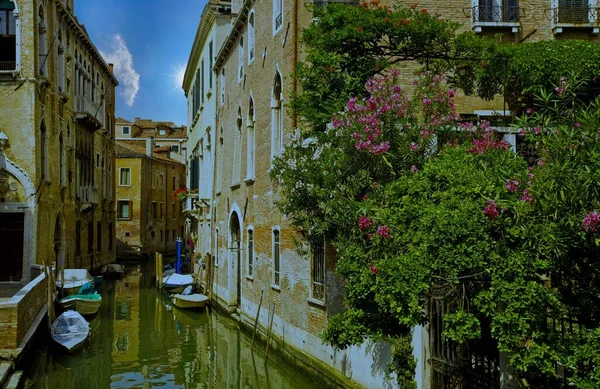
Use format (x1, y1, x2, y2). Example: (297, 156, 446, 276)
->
(115, 140, 185, 165)
(183, 1, 232, 93)
(115, 117, 133, 125)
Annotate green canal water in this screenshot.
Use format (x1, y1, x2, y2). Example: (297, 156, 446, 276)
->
(22, 263, 322, 389)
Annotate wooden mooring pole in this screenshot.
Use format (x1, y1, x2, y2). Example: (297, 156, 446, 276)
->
(264, 303, 275, 363)
(251, 290, 264, 349)
(155, 252, 163, 288)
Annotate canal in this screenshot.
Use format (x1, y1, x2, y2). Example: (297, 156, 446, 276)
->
(22, 263, 323, 388)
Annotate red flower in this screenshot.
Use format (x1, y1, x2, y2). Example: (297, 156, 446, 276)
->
(356, 26, 364, 31)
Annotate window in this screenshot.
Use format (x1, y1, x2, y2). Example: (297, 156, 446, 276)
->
(475, 0, 519, 23)
(272, 229, 280, 286)
(209, 40, 213, 88)
(247, 227, 254, 277)
(160, 230, 163, 242)
(216, 135, 223, 192)
(97, 221, 102, 251)
(57, 30, 65, 92)
(172, 229, 175, 241)
(151, 230, 156, 240)
(246, 97, 255, 180)
(273, 0, 283, 33)
(248, 12, 255, 63)
(172, 202, 176, 218)
(0, 0, 17, 72)
(172, 176, 176, 191)
(311, 237, 326, 301)
(215, 229, 220, 265)
(201, 59, 205, 102)
(38, 5, 47, 76)
(152, 202, 158, 219)
(557, 0, 590, 23)
(171, 144, 179, 153)
(87, 221, 93, 254)
(40, 120, 48, 181)
(75, 220, 81, 256)
(122, 126, 130, 135)
(232, 108, 242, 185)
(271, 73, 283, 160)
(118, 200, 131, 219)
(119, 168, 131, 186)
(238, 36, 244, 82)
(59, 132, 66, 186)
(159, 129, 166, 135)
(220, 69, 225, 105)
(160, 202, 163, 218)
(108, 222, 113, 250)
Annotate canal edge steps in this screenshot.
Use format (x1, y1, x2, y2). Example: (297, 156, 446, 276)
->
(3, 370, 22, 389)
(0, 363, 12, 387)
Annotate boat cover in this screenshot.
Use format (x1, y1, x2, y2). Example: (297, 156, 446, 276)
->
(163, 273, 194, 287)
(51, 310, 89, 351)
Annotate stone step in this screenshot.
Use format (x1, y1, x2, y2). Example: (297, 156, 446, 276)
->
(4, 370, 22, 389)
(0, 363, 13, 388)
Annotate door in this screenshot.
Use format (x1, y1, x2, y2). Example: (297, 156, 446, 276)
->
(0, 212, 24, 281)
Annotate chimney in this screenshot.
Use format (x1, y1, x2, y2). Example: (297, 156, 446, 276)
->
(108, 63, 114, 73)
(146, 136, 153, 157)
(135, 117, 141, 121)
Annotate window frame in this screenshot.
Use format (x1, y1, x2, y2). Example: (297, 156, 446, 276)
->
(237, 35, 244, 83)
(122, 126, 130, 135)
(273, 0, 283, 34)
(246, 226, 254, 278)
(310, 236, 326, 304)
(0, 0, 20, 74)
(272, 226, 281, 288)
(117, 200, 132, 220)
(248, 11, 255, 64)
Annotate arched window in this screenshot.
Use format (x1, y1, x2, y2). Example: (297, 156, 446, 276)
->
(232, 108, 242, 185)
(38, 4, 47, 76)
(273, 0, 283, 33)
(0, 0, 19, 73)
(59, 132, 66, 186)
(216, 132, 223, 193)
(246, 97, 255, 180)
(238, 36, 244, 82)
(40, 120, 48, 181)
(271, 72, 283, 160)
(248, 11, 255, 63)
(57, 30, 64, 93)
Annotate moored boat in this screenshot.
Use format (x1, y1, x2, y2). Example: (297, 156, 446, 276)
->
(58, 293, 102, 316)
(101, 263, 125, 279)
(56, 269, 94, 296)
(51, 310, 90, 353)
(171, 293, 209, 309)
(162, 273, 194, 294)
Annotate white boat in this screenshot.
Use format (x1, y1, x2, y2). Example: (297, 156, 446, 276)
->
(58, 293, 102, 316)
(55, 269, 93, 296)
(162, 273, 194, 294)
(172, 293, 209, 309)
(51, 310, 90, 353)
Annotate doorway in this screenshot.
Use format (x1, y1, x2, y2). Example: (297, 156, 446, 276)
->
(229, 212, 241, 307)
(0, 212, 24, 281)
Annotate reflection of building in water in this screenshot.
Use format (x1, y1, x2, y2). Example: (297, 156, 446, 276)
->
(112, 271, 142, 366)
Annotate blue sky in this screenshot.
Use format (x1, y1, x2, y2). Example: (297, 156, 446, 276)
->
(76, 0, 207, 126)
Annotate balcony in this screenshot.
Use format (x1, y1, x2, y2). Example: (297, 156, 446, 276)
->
(78, 186, 99, 207)
(75, 96, 105, 132)
(471, 5, 521, 33)
(551, 7, 599, 34)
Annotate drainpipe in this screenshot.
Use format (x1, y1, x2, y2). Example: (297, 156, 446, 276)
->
(146, 136, 154, 156)
(164, 162, 168, 254)
(292, 0, 298, 130)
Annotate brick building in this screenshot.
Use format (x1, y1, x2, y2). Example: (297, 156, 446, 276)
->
(115, 139, 186, 258)
(185, 0, 600, 387)
(115, 117, 187, 163)
(0, 0, 118, 280)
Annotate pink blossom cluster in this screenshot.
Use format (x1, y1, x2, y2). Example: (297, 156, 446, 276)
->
(520, 189, 533, 204)
(358, 216, 373, 230)
(376, 225, 392, 239)
(483, 200, 499, 219)
(506, 179, 519, 193)
(468, 134, 510, 155)
(555, 77, 567, 95)
(368, 264, 379, 275)
(583, 211, 600, 232)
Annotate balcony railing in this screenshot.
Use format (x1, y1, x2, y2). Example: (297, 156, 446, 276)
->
(0, 61, 16, 71)
(311, 0, 358, 6)
(472, 5, 520, 23)
(79, 186, 99, 206)
(552, 6, 597, 24)
(75, 96, 105, 131)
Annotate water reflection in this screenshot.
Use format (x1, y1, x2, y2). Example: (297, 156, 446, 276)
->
(23, 264, 320, 389)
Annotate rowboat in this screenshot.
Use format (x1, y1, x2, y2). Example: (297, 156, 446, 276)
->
(58, 293, 102, 316)
(51, 310, 90, 353)
(171, 293, 209, 309)
(162, 273, 194, 294)
(101, 263, 125, 279)
(56, 269, 94, 296)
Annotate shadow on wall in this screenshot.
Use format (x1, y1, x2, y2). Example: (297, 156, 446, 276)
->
(116, 238, 141, 259)
(367, 340, 394, 389)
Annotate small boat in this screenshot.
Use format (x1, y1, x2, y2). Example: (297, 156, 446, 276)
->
(51, 310, 90, 353)
(101, 263, 125, 279)
(58, 293, 102, 316)
(162, 273, 194, 294)
(92, 275, 103, 286)
(172, 293, 209, 309)
(56, 269, 94, 296)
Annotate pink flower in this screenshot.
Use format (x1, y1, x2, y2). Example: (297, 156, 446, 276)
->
(526, 108, 533, 115)
(409, 142, 419, 152)
(534, 127, 541, 135)
(483, 200, 499, 219)
(376, 225, 392, 239)
(411, 165, 419, 173)
(358, 216, 373, 230)
(555, 86, 564, 95)
(368, 264, 379, 275)
(575, 122, 581, 128)
(371, 142, 390, 155)
(506, 180, 519, 193)
(520, 190, 533, 204)
(584, 211, 600, 232)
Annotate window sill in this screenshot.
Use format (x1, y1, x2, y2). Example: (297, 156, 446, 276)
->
(215, 190, 221, 196)
(41, 179, 51, 185)
(117, 217, 132, 221)
(472, 22, 519, 34)
(245, 275, 254, 281)
(307, 297, 326, 308)
(244, 177, 255, 184)
(271, 284, 281, 291)
(230, 182, 241, 190)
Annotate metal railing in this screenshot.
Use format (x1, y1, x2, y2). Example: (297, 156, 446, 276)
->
(79, 186, 99, 205)
(552, 6, 597, 24)
(0, 61, 16, 71)
(75, 96, 105, 128)
(312, 0, 358, 6)
(472, 5, 520, 23)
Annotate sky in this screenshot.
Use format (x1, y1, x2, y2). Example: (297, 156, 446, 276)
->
(76, 0, 207, 126)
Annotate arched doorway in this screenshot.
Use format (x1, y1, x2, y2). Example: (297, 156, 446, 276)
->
(54, 213, 65, 270)
(229, 211, 241, 307)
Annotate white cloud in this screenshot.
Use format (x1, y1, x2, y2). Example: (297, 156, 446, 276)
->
(100, 34, 140, 107)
